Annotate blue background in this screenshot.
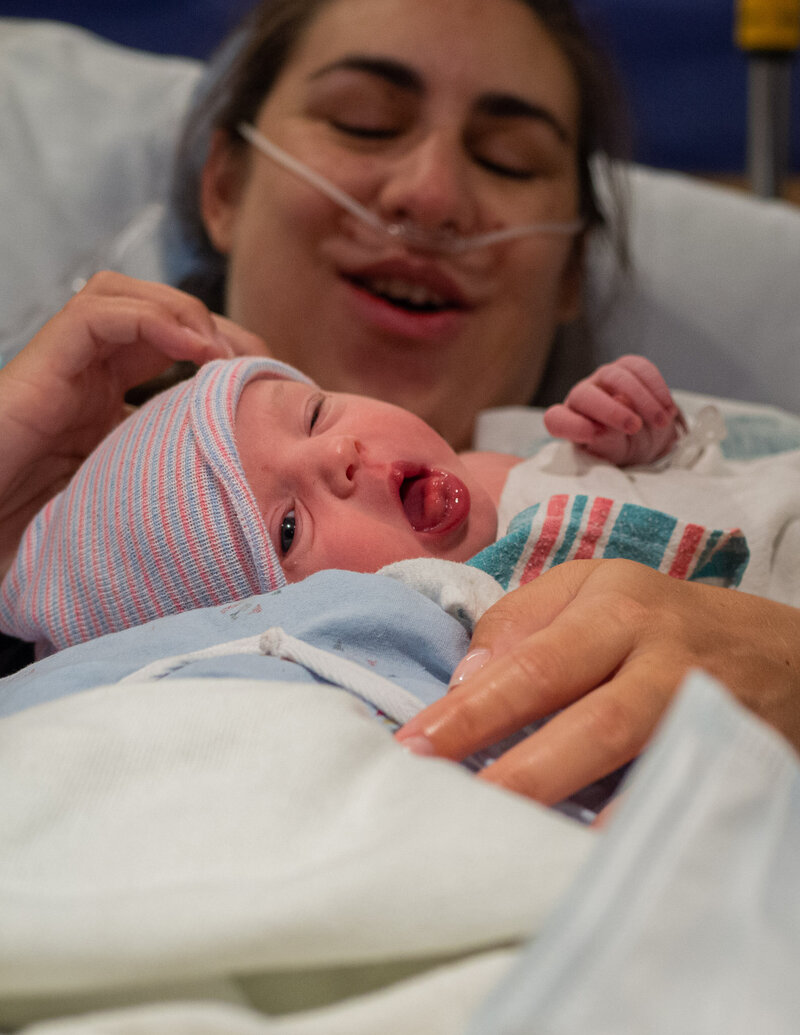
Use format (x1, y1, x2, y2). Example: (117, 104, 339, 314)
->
(1, 0, 798, 173)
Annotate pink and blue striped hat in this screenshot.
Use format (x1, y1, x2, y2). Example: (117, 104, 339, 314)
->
(0, 357, 313, 654)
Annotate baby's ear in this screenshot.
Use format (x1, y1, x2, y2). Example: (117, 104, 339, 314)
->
(459, 451, 521, 507)
(200, 129, 249, 254)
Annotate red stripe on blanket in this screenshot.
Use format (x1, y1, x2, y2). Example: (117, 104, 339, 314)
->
(668, 523, 704, 579)
(574, 497, 613, 559)
(520, 494, 568, 584)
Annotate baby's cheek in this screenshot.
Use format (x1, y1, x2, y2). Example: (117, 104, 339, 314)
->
(470, 499, 500, 556)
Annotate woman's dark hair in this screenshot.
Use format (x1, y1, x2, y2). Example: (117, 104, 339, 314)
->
(173, 0, 630, 315)
(173, 0, 334, 310)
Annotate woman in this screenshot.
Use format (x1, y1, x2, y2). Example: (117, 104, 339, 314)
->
(173, 0, 626, 449)
(2, 0, 799, 802)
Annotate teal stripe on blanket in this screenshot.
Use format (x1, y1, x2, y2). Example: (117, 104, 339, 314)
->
(692, 531, 750, 586)
(467, 503, 541, 591)
(603, 503, 676, 568)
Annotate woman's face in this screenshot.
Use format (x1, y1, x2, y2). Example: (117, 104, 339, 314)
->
(203, 0, 583, 449)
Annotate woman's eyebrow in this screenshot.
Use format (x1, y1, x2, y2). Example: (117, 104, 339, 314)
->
(477, 93, 571, 144)
(309, 58, 570, 145)
(309, 55, 423, 94)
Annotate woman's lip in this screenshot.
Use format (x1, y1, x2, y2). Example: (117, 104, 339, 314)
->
(343, 281, 466, 341)
(396, 467, 471, 535)
(337, 255, 473, 309)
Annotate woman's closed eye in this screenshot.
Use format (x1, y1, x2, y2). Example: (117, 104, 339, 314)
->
(331, 119, 399, 140)
(470, 129, 562, 182)
(330, 123, 554, 182)
(330, 119, 544, 177)
(475, 155, 537, 181)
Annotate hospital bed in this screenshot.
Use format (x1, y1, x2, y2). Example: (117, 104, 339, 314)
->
(1, 18, 800, 1035)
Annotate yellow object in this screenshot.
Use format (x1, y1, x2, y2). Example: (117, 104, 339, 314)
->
(736, 0, 800, 51)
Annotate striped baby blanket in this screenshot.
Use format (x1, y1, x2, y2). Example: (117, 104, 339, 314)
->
(468, 494, 749, 592)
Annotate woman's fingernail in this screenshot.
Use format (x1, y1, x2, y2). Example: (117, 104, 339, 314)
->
(449, 648, 491, 689)
(397, 734, 437, 757)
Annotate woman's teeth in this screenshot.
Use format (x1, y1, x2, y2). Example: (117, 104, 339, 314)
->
(364, 277, 449, 311)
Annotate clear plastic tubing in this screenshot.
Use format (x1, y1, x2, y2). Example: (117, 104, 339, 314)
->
(239, 122, 582, 255)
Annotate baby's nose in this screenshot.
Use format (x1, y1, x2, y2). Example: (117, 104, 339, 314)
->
(318, 436, 362, 497)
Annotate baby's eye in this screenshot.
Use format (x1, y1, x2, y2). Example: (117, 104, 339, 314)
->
(309, 395, 325, 432)
(279, 510, 296, 554)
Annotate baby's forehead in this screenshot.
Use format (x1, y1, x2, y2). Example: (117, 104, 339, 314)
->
(234, 375, 320, 484)
(239, 375, 312, 412)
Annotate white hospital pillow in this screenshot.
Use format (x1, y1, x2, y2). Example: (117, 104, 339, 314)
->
(0, 19, 201, 360)
(586, 164, 800, 415)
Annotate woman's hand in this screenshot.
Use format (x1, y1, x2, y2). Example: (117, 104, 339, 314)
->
(396, 559, 800, 803)
(543, 355, 683, 466)
(0, 272, 267, 577)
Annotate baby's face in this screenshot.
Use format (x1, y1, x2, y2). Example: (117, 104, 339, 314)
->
(236, 378, 498, 582)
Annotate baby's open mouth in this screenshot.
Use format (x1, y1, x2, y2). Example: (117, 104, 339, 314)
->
(400, 470, 470, 533)
(349, 275, 458, 314)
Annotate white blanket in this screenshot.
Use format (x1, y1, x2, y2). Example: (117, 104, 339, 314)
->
(0, 677, 590, 1031)
(5, 673, 800, 1034)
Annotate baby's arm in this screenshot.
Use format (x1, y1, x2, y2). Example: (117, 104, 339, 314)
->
(543, 355, 684, 466)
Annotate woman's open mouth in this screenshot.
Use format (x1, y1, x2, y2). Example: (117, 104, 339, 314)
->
(399, 469, 471, 534)
(348, 275, 463, 315)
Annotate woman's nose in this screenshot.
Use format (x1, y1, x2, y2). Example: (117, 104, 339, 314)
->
(377, 132, 477, 236)
(314, 436, 362, 498)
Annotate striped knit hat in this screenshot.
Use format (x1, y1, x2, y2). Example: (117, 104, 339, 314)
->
(0, 357, 313, 654)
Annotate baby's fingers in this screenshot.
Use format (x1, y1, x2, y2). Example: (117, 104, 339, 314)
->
(542, 402, 602, 444)
(556, 381, 644, 436)
(608, 355, 674, 409)
(590, 356, 677, 428)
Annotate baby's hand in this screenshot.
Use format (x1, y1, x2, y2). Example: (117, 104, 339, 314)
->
(543, 355, 683, 466)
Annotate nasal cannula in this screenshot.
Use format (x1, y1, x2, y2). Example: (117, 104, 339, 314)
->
(238, 122, 582, 255)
